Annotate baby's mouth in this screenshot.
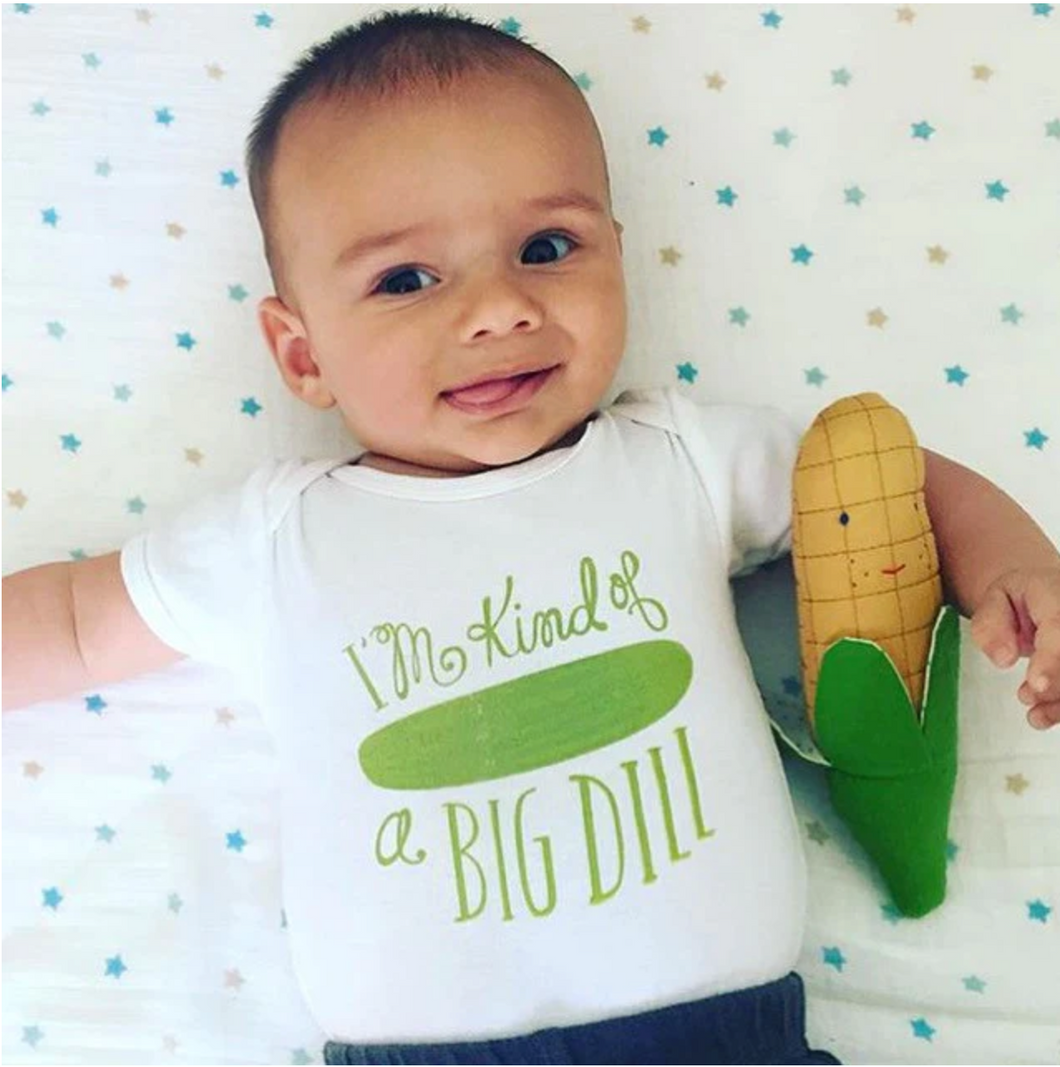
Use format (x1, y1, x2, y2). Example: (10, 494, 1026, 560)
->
(441, 366, 557, 414)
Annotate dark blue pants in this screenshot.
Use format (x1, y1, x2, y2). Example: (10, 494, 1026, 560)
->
(323, 972, 840, 1065)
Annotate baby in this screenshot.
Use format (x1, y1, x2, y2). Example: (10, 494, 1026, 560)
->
(5, 10, 1060, 1066)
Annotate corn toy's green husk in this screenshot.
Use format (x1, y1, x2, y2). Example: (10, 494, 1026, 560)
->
(814, 605, 959, 916)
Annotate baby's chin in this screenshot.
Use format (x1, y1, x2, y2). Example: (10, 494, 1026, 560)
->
(358, 416, 592, 477)
(457, 420, 589, 472)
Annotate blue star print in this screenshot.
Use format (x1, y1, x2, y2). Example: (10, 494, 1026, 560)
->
(985, 180, 1009, 201)
(1024, 428, 1048, 450)
(945, 365, 969, 385)
(168, 893, 184, 913)
(1046, 118, 1060, 139)
(831, 68, 852, 86)
(46, 321, 66, 339)
(60, 433, 81, 454)
(227, 830, 247, 852)
(292, 1050, 313, 1065)
(716, 186, 738, 206)
(31, 99, 51, 116)
(574, 72, 592, 91)
(911, 120, 935, 140)
(41, 207, 59, 227)
(15, 3, 35, 12)
(962, 975, 987, 993)
(82, 52, 101, 69)
(241, 397, 263, 417)
(822, 946, 846, 971)
(2, 373, 12, 392)
(791, 244, 814, 265)
(85, 694, 107, 714)
(105, 954, 128, 978)
(228, 284, 249, 302)
(676, 362, 698, 383)
(805, 367, 827, 386)
(114, 384, 132, 401)
(95, 158, 112, 177)
(1000, 303, 1024, 324)
(945, 839, 959, 861)
(844, 186, 865, 206)
(761, 9, 783, 28)
(22, 1026, 43, 1049)
(155, 107, 174, 126)
(127, 497, 147, 515)
(255, 11, 273, 28)
(773, 127, 795, 147)
(220, 169, 239, 188)
(151, 764, 172, 784)
(498, 17, 521, 35)
(1027, 898, 1052, 921)
(176, 331, 197, 350)
(648, 126, 669, 147)
(42, 887, 63, 910)
(881, 903, 904, 924)
(729, 307, 750, 327)
(95, 824, 117, 843)
(1032, 3, 1053, 14)
(911, 1017, 935, 1041)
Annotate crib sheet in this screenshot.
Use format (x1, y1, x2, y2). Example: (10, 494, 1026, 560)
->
(4, 5, 1059, 1064)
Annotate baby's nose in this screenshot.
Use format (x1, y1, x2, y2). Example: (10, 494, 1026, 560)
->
(461, 268, 544, 342)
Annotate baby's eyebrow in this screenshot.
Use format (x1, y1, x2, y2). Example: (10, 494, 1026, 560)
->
(525, 191, 607, 216)
(332, 191, 606, 271)
(333, 225, 428, 272)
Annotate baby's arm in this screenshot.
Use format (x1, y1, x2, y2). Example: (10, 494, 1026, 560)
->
(2, 553, 184, 712)
(924, 449, 1060, 727)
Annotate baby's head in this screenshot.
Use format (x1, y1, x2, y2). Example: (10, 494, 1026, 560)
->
(247, 9, 627, 475)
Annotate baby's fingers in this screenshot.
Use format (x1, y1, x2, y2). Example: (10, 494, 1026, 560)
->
(970, 583, 1031, 667)
(1026, 699, 1060, 731)
(1023, 609, 1060, 704)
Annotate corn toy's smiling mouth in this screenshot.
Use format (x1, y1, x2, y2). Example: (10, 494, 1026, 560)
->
(441, 365, 559, 415)
(881, 563, 907, 577)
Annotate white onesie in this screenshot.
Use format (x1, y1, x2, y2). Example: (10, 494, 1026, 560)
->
(120, 387, 807, 1045)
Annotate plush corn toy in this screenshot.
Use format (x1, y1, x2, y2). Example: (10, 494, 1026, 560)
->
(792, 393, 961, 917)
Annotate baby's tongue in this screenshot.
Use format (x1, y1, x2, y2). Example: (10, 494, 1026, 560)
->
(446, 373, 525, 405)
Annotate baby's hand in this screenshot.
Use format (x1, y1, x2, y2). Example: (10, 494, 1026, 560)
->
(970, 567, 1060, 729)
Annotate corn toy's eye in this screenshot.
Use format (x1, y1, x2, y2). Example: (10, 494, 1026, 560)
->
(521, 233, 576, 265)
(375, 267, 439, 296)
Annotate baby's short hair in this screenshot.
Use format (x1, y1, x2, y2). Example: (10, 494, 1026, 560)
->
(246, 7, 583, 297)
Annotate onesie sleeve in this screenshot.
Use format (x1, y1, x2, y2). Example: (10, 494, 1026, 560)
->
(615, 388, 802, 577)
(118, 459, 296, 699)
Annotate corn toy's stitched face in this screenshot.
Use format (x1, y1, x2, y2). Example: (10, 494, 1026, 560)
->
(262, 68, 627, 476)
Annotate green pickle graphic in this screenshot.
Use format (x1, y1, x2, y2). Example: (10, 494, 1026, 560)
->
(359, 640, 693, 790)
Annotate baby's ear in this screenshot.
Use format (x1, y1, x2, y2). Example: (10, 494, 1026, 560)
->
(258, 296, 336, 410)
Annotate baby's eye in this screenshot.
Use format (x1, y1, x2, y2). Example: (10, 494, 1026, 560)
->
(374, 267, 439, 296)
(521, 232, 576, 265)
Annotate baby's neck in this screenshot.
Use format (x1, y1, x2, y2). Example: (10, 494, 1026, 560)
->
(357, 420, 591, 478)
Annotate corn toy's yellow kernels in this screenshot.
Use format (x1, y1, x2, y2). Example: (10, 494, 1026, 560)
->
(791, 393, 943, 727)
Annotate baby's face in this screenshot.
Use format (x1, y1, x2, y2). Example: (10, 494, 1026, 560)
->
(261, 69, 627, 474)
